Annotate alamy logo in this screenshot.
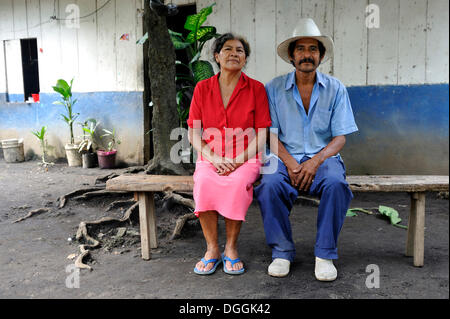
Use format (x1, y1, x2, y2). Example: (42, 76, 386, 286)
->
(365, 264, 380, 289)
(65, 4, 80, 29)
(65, 264, 80, 289)
(365, 4, 380, 29)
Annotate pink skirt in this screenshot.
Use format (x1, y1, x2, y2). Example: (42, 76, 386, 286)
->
(193, 159, 262, 221)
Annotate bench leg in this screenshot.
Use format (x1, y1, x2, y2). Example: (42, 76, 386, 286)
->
(406, 192, 425, 267)
(137, 192, 158, 260)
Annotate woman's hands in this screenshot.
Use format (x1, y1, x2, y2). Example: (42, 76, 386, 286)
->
(210, 154, 243, 176)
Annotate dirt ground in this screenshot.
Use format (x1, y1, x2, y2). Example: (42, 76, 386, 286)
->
(0, 160, 448, 300)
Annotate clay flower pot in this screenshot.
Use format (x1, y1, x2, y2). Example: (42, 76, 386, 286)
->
(97, 149, 117, 169)
(65, 143, 82, 167)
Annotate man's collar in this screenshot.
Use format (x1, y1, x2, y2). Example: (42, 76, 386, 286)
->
(285, 70, 327, 90)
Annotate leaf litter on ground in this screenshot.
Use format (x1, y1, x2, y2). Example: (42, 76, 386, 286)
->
(346, 206, 408, 229)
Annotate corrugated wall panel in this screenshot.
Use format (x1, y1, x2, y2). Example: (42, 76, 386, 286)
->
(426, 0, 449, 84)
(255, 0, 276, 84)
(301, 0, 334, 76)
(77, 0, 98, 93)
(96, 0, 117, 91)
(276, 0, 302, 76)
(192, 0, 448, 86)
(367, 0, 399, 85)
(230, 0, 256, 77)
(39, 0, 64, 92)
(398, 0, 427, 85)
(334, 0, 368, 86)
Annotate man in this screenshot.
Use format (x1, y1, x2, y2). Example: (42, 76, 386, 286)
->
(254, 18, 358, 281)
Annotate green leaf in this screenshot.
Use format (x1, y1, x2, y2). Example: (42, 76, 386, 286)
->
(55, 79, 71, 98)
(378, 205, 408, 229)
(56, 79, 70, 91)
(61, 114, 70, 123)
(189, 51, 202, 65)
(52, 86, 66, 97)
(31, 131, 40, 139)
(348, 208, 374, 215)
(176, 91, 184, 106)
(169, 29, 191, 50)
(192, 60, 215, 83)
(184, 3, 215, 32)
(186, 26, 217, 44)
(346, 210, 358, 217)
(176, 75, 195, 83)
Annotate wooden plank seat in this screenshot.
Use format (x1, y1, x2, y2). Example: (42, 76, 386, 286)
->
(106, 175, 449, 267)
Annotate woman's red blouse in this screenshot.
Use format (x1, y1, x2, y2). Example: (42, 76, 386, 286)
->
(187, 72, 271, 159)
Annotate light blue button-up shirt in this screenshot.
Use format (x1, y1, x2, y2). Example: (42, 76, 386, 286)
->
(265, 71, 358, 162)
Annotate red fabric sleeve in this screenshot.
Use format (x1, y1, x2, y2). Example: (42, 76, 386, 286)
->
(187, 84, 202, 129)
(253, 81, 272, 129)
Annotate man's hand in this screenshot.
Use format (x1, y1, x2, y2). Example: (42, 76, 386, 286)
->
(293, 157, 321, 192)
(285, 159, 303, 187)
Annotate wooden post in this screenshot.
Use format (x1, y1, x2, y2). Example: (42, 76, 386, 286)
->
(138, 192, 158, 260)
(406, 192, 426, 267)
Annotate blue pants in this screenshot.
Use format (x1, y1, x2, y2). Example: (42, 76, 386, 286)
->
(254, 156, 353, 261)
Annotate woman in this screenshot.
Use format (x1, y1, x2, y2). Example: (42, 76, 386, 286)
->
(187, 33, 271, 275)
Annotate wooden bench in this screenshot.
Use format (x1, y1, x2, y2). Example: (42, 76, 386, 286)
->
(106, 175, 449, 267)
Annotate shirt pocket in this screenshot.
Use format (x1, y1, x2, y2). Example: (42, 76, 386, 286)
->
(312, 107, 332, 134)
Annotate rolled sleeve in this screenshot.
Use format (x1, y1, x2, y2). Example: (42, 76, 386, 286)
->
(331, 85, 358, 137)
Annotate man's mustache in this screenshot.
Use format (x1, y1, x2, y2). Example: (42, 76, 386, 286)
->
(299, 58, 315, 65)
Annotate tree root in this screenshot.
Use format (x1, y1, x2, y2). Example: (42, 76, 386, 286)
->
(74, 202, 139, 270)
(72, 190, 131, 201)
(124, 166, 146, 174)
(106, 199, 136, 211)
(94, 173, 120, 185)
(163, 191, 195, 210)
(12, 208, 51, 223)
(57, 186, 105, 208)
(170, 212, 196, 240)
(162, 191, 197, 240)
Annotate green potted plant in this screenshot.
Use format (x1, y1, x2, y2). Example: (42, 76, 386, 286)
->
(52, 78, 81, 167)
(97, 128, 121, 169)
(31, 125, 53, 166)
(78, 118, 99, 168)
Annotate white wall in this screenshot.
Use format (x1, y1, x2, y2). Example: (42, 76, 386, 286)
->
(0, 0, 145, 94)
(171, 0, 449, 86)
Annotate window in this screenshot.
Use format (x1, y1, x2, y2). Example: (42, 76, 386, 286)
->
(2, 38, 40, 103)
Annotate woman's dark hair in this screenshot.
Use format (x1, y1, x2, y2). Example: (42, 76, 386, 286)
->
(212, 33, 251, 68)
(288, 38, 326, 59)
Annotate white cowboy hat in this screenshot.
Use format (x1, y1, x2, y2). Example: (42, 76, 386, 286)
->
(277, 18, 334, 64)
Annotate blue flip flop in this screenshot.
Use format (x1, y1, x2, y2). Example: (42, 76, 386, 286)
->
(194, 257, 222, 275)
(222, 253, 245, 275)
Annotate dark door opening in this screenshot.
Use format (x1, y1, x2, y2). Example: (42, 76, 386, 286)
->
(166, 4, 197, 72)
(20, 38, 40, 101)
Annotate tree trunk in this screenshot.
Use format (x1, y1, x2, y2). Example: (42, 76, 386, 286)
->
(144, 4, 190, 175)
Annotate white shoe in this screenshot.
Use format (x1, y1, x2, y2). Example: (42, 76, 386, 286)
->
(315, 257, 337, 281)
(268, 258, 290, 277)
